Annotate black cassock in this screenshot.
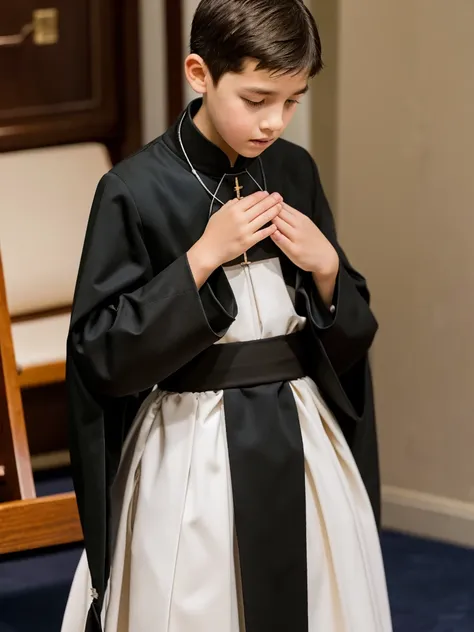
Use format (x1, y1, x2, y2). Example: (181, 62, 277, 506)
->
(66, 99, 381, 631)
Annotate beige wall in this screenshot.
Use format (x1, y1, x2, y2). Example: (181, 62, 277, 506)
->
(312, 0, 474, 544)
(281, 0, 313, 150)
(140, 0, 167, 141)
(309, 0, 339, 209)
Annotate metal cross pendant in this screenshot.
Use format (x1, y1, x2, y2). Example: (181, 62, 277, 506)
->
(234, 177, 250, 266)
(234, 176, 244, 199)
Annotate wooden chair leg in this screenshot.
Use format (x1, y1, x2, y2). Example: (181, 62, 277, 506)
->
(0, 252, 35, 502)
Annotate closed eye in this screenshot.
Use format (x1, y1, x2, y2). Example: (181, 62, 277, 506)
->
(243, 98, 265, 108)
(243, 98, 301, 108)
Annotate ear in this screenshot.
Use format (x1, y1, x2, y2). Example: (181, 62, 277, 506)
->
(184, 54, 210, 95)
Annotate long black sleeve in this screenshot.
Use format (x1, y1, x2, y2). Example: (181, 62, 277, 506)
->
(299, 157, 378, 378)
(69, 172, 236, 398)
(294, 156, 381, 521)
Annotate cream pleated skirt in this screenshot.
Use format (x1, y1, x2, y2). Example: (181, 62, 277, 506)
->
(62, 257, 392, 632)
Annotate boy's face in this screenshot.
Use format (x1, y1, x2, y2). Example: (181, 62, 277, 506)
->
(190, 58, 309, 162)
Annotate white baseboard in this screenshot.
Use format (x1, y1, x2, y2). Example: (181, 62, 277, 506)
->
(382, 485, 474, 548)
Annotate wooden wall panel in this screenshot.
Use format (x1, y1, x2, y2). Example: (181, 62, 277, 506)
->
(166, 0, 184, 126)
(0, 2, 95, 115)
(0, 0, 139, 161)
(0, 0, 185, 160)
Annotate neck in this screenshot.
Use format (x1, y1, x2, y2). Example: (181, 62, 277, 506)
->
(193, 101, 239, 166)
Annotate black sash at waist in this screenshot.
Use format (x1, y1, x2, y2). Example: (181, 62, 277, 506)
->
(160, 330, 309, 393)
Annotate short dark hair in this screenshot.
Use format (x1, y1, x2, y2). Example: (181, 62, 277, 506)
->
(190, 0, 323, 84)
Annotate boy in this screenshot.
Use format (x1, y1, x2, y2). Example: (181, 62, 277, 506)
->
(62, 1, 392, 630)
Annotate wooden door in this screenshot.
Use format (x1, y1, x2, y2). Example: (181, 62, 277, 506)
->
(0, 0, 141, 161)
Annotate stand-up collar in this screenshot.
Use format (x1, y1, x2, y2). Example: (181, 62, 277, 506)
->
(164, 98, 259, 178)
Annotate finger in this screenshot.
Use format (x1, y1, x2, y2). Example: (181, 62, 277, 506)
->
(250, 223, 278, 247)
(283, 203, 306, 222)
(282, 202, 298, 214)
(272, 215, 297, 241)
(278, 208, 297, 227)
(237, 190, 271, 212)
(245, 192, 283, 222)
(223, 198, 239, 208)
(271, 229, 293, 252)
(249, 203, 282, 232)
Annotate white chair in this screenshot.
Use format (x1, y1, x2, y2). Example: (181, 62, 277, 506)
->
(0, 143, 111, 390)
(0, 143, 111, 553)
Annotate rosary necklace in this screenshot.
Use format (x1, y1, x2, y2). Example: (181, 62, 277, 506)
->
(177, 111, 267, 205)
(177, 110, 268, 266)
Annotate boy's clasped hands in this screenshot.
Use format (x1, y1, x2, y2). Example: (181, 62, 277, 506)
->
(191, 190, 339, 305)
(200, 191, 339, 271)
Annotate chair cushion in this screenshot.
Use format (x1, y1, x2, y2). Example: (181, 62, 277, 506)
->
(0, 143, 111, 317)
(12, 313, 71, 369)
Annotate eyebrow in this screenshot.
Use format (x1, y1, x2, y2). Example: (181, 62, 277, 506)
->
(243, 85, 309, 97)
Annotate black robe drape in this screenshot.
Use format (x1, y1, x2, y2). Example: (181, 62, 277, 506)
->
(67, 100, 379, 631)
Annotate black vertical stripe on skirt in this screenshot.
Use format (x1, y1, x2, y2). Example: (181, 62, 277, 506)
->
(224, 383, 308, 632)
(160, 332, 310, 630)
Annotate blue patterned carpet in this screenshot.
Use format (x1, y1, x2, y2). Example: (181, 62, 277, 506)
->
(1, 520, 473, 631)
(382, 531, 474, 631)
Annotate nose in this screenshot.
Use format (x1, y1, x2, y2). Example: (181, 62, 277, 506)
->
(260, 109, 284, 135)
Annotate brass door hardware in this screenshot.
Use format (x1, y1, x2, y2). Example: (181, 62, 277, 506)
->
(0, 9, 59, 47)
